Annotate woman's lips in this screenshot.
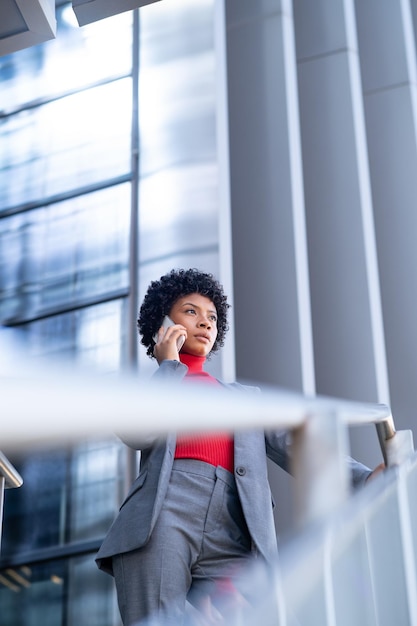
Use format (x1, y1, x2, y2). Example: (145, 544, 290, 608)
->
(194, 334, 210, 343)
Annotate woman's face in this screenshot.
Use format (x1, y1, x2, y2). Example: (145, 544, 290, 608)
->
(169, 293, 218, 357)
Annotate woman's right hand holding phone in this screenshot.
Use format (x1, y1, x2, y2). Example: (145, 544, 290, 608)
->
(153, 318, 186, 364)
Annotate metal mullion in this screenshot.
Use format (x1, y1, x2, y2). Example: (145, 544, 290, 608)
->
(0, 538, 102, 570)
(0, 174, 132, 219)
(127, 8, 140, 371)
(124, 8, 141, 494)
(2, 288, 129, 327)
(0, 72, 132, 119)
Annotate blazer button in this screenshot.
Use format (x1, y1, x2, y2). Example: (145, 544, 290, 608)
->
(236, 466, 246, 476)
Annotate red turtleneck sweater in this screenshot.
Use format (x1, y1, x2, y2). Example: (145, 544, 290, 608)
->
(174, 353, 234, 473)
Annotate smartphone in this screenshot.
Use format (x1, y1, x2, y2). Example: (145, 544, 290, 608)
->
(153, 316, 185, 350)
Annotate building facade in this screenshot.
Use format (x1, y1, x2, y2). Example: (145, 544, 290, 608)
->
(2, 0, 417, 623)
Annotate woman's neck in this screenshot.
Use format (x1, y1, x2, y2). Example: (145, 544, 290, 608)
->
(180, 352, 206, 374)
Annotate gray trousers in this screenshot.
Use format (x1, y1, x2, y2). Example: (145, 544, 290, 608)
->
(112, 459, 255, 626)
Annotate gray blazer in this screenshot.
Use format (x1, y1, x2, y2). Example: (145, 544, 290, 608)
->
(96, 360, 371, 575)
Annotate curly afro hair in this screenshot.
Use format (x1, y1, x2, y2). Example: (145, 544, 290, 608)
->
(138, 268, 230, 358)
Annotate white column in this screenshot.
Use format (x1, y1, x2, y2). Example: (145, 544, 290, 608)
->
(356, 0, 417, 431)
(225, 0, 314, 394)
(294, 0, 388, 409)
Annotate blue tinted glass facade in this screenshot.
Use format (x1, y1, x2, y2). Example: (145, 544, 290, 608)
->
(0, 5, 134, 624)
(0, 1, 218, 623)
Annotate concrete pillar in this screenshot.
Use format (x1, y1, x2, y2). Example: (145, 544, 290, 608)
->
(356, 0, 417, 431)
(225, 0, 314, 394)
(293, 0, 388, 410)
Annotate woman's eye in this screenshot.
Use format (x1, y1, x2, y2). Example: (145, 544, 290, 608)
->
(186, 309, 196, 314)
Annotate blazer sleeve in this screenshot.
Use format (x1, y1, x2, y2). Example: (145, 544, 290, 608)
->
(117, 359, 188, 450)
(264, 428, 372, 489)
(233, 381, 372, 488)
(346, 456, 373, 488)
(264, 430, 292, 473)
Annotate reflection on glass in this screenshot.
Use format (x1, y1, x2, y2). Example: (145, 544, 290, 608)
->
(0, 185, 130, 322)
(69, 441, 126, 542)
(3, 438, 123, 556)
(138, 0, 219, 269)
(2, 451, 68, 556)
(139, 0, 216, 176)
(0, 1, 223, 625)
(139, 163, 218, 263)
(0, 78, 132, 209)
(136, 0, 220, 375)
(13, 299, 127, 371)
(139, 0, 214, 68)
(0, 4, 133, 626)
(0, 554, 119, 626)
(0, 4, 132, 112)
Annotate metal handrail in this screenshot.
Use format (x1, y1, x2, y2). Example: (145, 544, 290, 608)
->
(376, 417, 396, 465)
(376, 414, 396, 440)
(0, 451, 22, 489)
(0, 451, 23, 557)
(0, 365, 395, 444)
(0, 357, 414, 530)
(0, 352, 409, 467)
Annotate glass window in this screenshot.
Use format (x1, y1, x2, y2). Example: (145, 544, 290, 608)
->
(13, 299, 128, 370)
(139, 164, 218, 263)
(0, 79, 132, 209)
(136, 0, 220, 375)
(0, 185, 131, 322)
(2, 451, 69, 556)
(68, 440, 127, 542)
(0, 554, 120, 626)
(139, 0, 216, 176)
(0, 2, 221, 626)
(3, 436, 125, 557)
(0, 5, 132, 112)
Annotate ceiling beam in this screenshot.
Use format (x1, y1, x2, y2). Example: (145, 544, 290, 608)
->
(0, 0, 56, 57)
(72, 0, 161, 27)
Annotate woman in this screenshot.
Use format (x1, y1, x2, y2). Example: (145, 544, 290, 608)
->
(96, 268, 375, 625)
